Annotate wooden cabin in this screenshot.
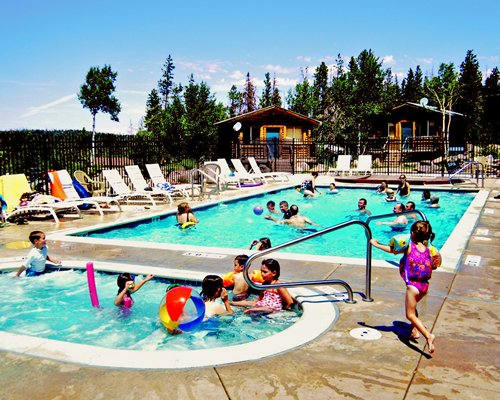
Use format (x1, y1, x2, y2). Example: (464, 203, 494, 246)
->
(215, 106, 321, 170)
(370, 102, 465, 162)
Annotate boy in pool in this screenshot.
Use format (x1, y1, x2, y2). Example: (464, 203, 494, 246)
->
(328, 182, 338, 194)
(15, 230, 61, 277)
(223, 254, 250, 300)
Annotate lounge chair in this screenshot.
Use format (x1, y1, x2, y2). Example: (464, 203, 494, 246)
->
(124, 165, 174, 204)
(247, 157, 290, 182)
(145, 163, 200, 199)
(50, 170, 122, 213)
(217, 158, 260, 186)
(202, 161, 241, 189)
(3, 174, 81, 223)
(103, 169, 169, 206)
(230, 159, 266, 183)
(328, 155, 352, 176)
(73, 170, 106, 196)
(351, 155, 373, 175)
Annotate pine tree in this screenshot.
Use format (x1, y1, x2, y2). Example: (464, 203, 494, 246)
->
(144, 89, 163, 135)
(482, 67, 500, 144)
(401, 66, 424, 102)
(456, 50, 484, 143)
(271, 75, 282, 107)
(158, 55, 175, 109)
(241, 72, 257, 113)
(228, 85, 243, 117)
(259, 72, 272, 108)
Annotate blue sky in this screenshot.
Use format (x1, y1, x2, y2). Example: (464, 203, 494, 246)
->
(1, 0, 498, 134)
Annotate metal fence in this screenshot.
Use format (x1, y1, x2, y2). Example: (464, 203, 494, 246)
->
(1, 130, 498, 194)
(233, 137, 500, 177)
(0, 131, 201, 193)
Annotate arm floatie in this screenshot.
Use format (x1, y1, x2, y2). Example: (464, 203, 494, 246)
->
(388, 234, 410, 253)
(250, 270, 264, 283)
(222, 272, 235, 288)
(429, 245, 442, 269)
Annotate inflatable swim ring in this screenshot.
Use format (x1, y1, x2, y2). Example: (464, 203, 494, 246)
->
(181, 221, 196, 229)
(222, 272, 235, 287)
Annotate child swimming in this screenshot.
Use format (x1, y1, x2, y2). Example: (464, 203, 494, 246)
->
(114, 273, 154, 307)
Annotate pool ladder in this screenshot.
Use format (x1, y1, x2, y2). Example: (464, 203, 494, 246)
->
(190, 165, 223, 200)
(242, 209, 428, 304)
(449, 160, 485, 188)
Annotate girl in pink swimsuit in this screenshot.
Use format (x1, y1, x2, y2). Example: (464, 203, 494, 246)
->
(230, 259, 295, 314)
(371, 221, 440, 354)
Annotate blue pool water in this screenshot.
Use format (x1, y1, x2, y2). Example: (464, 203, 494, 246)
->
(0, 270, 300, 351)
(80, 187, 475, 259)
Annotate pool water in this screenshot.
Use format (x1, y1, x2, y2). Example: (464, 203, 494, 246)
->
(0, 270, 301, 351)
(81, 187, 475, 259)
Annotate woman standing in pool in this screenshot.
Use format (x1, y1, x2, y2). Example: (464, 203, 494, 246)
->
(231, 258, 294, 314)
(176, 202, 199, 225)
(396, 175, 411, 197)
(370, 221, 440, 353)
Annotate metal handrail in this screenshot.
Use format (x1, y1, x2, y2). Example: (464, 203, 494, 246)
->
(243, 219, 376, 304)
(449, 160, 484, 188)
(242, 209, 429, 304)
(191, 164, 223, 198)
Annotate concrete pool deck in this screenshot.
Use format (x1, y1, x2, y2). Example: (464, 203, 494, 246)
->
(0, 176, 498, 399)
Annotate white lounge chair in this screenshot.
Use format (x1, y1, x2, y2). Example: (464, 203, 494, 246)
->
(205, 159, 255, 188)
(50, 170, 122, 213)
(247, 157, 290, 182)
(328, 155, 352, 176)
(103, 169, 169, 206)
(230, 159, 265, 183)
(145, 163, 200, 199)
(5, 174, 81, 223)
(351, 155, 373, 175)
(124, 165, 174, 204)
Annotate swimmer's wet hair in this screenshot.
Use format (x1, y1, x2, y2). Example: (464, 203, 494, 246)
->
(411, 221, 435, 243)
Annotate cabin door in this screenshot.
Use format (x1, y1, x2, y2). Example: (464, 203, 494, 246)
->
(266, 128, 280, 159)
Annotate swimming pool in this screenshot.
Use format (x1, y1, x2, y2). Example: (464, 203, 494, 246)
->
(72, 187, 474, 255)
(0, 261, 338, 369)
(0, 269, 301, 351)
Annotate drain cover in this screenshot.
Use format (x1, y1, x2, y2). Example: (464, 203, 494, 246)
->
(465, 255, 481, 266)
(182, 251, 226, 259)
(349, 327, 382, 340)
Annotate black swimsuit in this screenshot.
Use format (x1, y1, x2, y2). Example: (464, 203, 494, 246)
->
(398, 182, 409, 196)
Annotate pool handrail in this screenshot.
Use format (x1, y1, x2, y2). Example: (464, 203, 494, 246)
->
(449, 160, 484, 188)
(242, 209, 429, 304)
(242, 219, 375, 304)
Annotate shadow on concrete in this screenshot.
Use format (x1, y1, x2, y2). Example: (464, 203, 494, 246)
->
(358, 321, 432, 359)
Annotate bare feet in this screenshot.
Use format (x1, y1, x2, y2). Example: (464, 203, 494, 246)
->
(410, 327, 420, 339)
(427, 334, 435, 353)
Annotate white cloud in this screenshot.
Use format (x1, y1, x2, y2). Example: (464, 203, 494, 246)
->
(382, 55, 396, 66)
(262, 64, 297, 75)
(229, 70, 245, 80)
(20, 94, 77, 118)
(296, 55, 312, 63)
(417, 57, 433, 65)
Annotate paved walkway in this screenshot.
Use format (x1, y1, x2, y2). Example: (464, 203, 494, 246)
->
(0, 178, 498, 399)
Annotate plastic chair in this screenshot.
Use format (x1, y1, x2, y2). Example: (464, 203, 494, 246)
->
(74, 170, 106, 196)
